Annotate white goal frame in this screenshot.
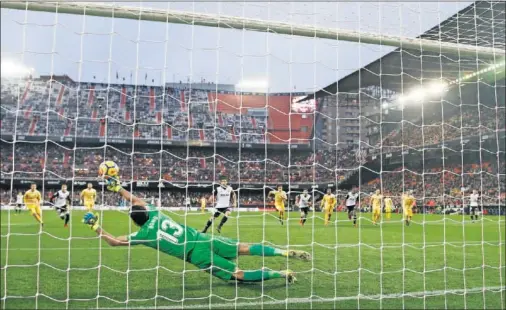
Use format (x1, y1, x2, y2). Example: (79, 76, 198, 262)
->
(1, 1, 504, 59)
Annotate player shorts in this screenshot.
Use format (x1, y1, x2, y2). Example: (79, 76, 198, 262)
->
(470, 206, 480, 215)
(189, 234, 239, 281)
(84, 201, 94, 210)
(373, 208, 381, 215)
(324, 205, 334, 214)
(16, 203, 22, 208)
(275, 204, 285, 212)
(404, 208, 413, 217)
(26, 204, 41, 215)
(385, 208, 392, 213)
(347, 205, 355, 213)
(213, 207, 230, 217)
(300, 207, 309, 214)
(55, 205, 68, 214)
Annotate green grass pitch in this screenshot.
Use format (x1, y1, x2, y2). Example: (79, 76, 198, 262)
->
(1, 210, 505, 309)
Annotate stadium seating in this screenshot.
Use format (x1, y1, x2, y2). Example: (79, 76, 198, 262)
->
(1, 77, 504, 208)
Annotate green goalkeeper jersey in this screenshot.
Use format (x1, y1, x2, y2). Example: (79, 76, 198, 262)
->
(127, 205, 200, 260)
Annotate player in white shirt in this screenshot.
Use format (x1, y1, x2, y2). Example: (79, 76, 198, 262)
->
(50, 184, 72, 227)
(344, 187, 359, 227)
(469, 189, 481, 223)
(296, 189, 312, 226)
(15, 191, 24, 214)
(202, 176, 237, 234)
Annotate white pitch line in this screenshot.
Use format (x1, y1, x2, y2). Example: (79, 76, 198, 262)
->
(1, 240, 502, 251)
(94, 286, 505, 309)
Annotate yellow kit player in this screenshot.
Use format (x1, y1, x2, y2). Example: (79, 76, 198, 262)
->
(80, 183, 97, 211)
(269, 185, 287, 225)
(200, 196, 207, 213)
(370, 190, 383, 225)
(321, 188, 336, 226)
(402, 190, 415, 226)
(384, 196, 393, 221)
(24, 183, 43, 226)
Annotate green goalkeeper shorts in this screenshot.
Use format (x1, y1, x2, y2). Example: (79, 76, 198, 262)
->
(190, 235, 239, 281)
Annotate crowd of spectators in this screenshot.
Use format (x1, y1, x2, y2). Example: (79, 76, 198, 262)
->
(376, 87, 505, 154)
(0, 78, 267, 143)
(1, 77, 504, 210)
(360, 160, 506, 207)
(0, 144, 361, 184)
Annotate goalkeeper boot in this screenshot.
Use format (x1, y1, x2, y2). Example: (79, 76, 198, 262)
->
(216, 226, 222, 234)
(282, 270, 297, 284)
(286, 250, 312, 261)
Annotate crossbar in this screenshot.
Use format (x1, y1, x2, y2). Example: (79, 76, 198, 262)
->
(1, 1, 504, 59)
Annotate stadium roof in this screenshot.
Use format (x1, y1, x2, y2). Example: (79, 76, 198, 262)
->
(304, 1, 505, 100)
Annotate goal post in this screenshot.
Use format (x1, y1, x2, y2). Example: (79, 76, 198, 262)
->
(1, 1, 504, 59)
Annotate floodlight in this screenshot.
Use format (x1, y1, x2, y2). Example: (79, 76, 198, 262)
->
(1, 60, 33, 78)
(409, 88, 425, 102)
(427, 81, 448, 95)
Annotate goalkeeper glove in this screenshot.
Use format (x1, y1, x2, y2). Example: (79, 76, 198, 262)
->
(105, 177, 122, 193)
(83, 212, 100, 231)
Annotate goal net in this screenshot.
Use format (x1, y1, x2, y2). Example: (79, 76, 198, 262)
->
(1, 1, 505, 309)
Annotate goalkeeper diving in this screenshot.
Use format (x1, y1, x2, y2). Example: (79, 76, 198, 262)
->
(82, 176, 311, 284)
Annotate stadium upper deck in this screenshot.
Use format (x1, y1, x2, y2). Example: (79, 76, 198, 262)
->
(0, 77, 313, 148)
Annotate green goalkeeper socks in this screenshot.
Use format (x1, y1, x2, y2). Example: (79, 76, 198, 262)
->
(249, 244, 284, 257)
(241, 269, 284, 282)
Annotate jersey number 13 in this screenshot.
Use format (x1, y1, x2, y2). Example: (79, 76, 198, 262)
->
(158, 219, 183, 244)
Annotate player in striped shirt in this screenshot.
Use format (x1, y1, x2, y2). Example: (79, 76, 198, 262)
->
(297, 189, 311, 226)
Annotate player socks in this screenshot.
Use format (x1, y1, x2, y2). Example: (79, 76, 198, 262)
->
(248, 244, 284, 257)
(64, 213, 70, 226)
(240, 269, 283, 282)
(33, 213, 42, 223)
(202, 219, 213, 233)
(218, 216, 228, 229)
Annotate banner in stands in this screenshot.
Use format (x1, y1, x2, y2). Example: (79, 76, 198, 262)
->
(3, 134, 311, 150)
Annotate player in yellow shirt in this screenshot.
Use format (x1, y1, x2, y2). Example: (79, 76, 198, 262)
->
(268, 185, 287, 225)
(402, 190, 416, 226)
(80, 183, 97, 211)
(370, 190, 383, 225)
(200, 196, 207, 213)
(321, 188, 336, 226)
(24, 183, 43, 226)
(384, 196, 393, 221)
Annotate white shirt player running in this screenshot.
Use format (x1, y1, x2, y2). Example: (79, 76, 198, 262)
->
(16, 193, 23, 205)
(215, 185, 233, 209)
(298, 194, 311, 208)
(346, 192, 359, 206)
(54, 190, 70, 208)
(469, 193, 480, 207)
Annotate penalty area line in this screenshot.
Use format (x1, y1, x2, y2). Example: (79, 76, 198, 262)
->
(97, 286, 505, 309)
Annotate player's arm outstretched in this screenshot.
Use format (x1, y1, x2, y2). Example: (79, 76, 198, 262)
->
(83, 179, 146, 247)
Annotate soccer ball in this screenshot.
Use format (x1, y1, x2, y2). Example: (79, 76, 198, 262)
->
(98, 161, 119, 179)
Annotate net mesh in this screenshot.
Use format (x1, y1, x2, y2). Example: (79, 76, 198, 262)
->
(0, 1, 505, 309)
